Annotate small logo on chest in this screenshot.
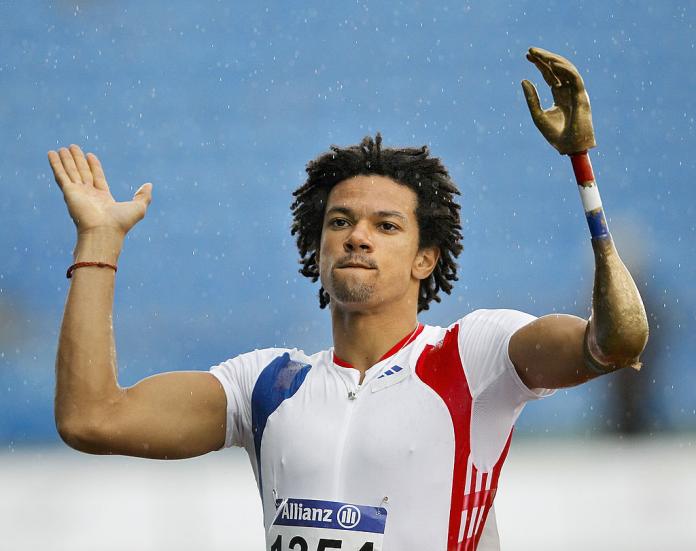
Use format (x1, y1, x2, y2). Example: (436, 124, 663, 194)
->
(377, 365, 403, 379)
(336, 505, 361, 529)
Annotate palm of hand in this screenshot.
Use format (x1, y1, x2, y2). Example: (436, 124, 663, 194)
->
(62, 182, 144, 234)
(521, 47, 596, 155)
(48, 145, 151, 236)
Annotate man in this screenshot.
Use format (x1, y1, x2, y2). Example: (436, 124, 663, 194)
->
(48, 48, 647, 550)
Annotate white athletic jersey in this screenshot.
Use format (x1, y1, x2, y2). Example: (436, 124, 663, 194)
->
(210, 309, 554, 551)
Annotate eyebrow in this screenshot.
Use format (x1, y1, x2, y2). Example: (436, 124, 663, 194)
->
(325, 206, 408, 222)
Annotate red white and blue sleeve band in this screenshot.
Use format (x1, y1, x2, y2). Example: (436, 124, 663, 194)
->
(570, 151, 610, 240)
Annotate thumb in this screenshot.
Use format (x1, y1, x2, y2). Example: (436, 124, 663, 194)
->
(521, 79, 543, 121)
(133, 182, 153, 207)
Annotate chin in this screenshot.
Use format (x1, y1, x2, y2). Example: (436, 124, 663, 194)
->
(331, 282, 375, 305)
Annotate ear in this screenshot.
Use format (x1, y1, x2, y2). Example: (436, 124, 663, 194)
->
(412, 246, 440, 280)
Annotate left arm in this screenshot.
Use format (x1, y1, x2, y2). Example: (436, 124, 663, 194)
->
(510, 47, 648, 390)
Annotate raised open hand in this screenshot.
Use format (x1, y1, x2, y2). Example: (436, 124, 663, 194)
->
(521, 47, 596, 155)
(48, 145, 152, 237)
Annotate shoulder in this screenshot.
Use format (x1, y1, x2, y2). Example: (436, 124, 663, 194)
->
(442, 309, 537, 398)
(209, 347, 321, 388)
(211, 346, 318, 371)
(451, 308, 537, 333)
(417, 309, 537, 353)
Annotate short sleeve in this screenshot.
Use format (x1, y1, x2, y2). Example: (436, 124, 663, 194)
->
(457, 308, 552, 400)
(209, 348, 290, 449)
(457, 309, 556, 470)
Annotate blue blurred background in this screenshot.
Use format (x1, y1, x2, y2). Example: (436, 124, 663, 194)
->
(2, 0, 695, 446)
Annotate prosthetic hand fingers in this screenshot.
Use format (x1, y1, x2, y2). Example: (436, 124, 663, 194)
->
(526, 49, 562, 88)
(521, 80, 544, 121)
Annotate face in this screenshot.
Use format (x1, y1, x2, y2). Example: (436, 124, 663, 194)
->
(318, 174, 438, 313)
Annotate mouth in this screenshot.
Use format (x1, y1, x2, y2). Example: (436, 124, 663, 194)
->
(338, 263, 376, 270)
(335, 255, 377, 271)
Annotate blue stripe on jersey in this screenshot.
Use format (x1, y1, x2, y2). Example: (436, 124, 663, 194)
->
(251, 353, 311, 494)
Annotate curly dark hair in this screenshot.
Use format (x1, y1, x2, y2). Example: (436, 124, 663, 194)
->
(291, 134, 463, 312)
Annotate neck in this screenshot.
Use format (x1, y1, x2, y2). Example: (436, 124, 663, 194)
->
(331, 299, 419, 377)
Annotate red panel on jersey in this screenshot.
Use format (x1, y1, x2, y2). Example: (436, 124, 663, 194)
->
(471, 432, 513, 550)
(415, 325, 473, 550)
(416, 325, 515, 550)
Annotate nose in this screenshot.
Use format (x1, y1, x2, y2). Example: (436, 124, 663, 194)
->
(343, 221, 373, 253)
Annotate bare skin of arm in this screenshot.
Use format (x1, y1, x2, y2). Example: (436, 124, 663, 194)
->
(50, 145, 226, 459)
(509, 48, 648, 389)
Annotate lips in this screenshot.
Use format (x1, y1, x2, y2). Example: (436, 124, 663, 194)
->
(336, 257, 377, 270)
(339, 263, 375, 269)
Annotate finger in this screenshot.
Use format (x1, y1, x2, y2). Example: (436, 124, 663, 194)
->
(58, 147, 82, 184)
(549, 59, 585, 90)
(528, 47, 585, 89)
(69, 144, 93, 186)
(86, 152, 109, 191)
(48, 150, 72, 189)
(132, 183, 153, 207)
(521, 80, 544, 120)
(528, 47, 569, 63)
(526, 51, 561, 88)
(528, 47, 582, 69)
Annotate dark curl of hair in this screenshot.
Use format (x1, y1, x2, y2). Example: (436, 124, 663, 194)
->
(291, 133, 463, 313)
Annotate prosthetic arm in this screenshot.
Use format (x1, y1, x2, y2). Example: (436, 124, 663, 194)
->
(521, 47, 648, 374)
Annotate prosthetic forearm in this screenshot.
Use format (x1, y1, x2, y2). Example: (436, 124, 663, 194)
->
(570, 152, 649, 373)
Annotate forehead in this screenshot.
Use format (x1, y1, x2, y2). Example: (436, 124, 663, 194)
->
(326, 174, 418, 215)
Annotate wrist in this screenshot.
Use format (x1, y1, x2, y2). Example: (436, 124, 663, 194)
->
(570, 151, 610, 240)
(74, 228, 125, 264)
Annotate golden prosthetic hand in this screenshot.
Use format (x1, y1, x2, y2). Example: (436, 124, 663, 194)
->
(522, 47, 596, 155)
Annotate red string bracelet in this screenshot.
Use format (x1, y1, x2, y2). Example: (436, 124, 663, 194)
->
(66, 262, 118, 279)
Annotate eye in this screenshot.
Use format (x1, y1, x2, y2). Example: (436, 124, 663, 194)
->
(329, 218, 350, 228)
(379, 221, 399, 232)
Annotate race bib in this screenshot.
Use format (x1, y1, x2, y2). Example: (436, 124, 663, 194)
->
(268, 498, 388, 551)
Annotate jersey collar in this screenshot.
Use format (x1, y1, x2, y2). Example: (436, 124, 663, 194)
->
(332, 323, 424, 369)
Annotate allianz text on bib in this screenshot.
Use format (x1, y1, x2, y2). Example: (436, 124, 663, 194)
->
(268, 498, 388, 551)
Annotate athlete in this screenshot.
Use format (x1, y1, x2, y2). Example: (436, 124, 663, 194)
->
(48, 48, 647, 550)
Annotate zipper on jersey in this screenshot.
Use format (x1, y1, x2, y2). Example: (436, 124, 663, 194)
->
(335, 362, 362, 400)
(331, 376, 361, 498)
